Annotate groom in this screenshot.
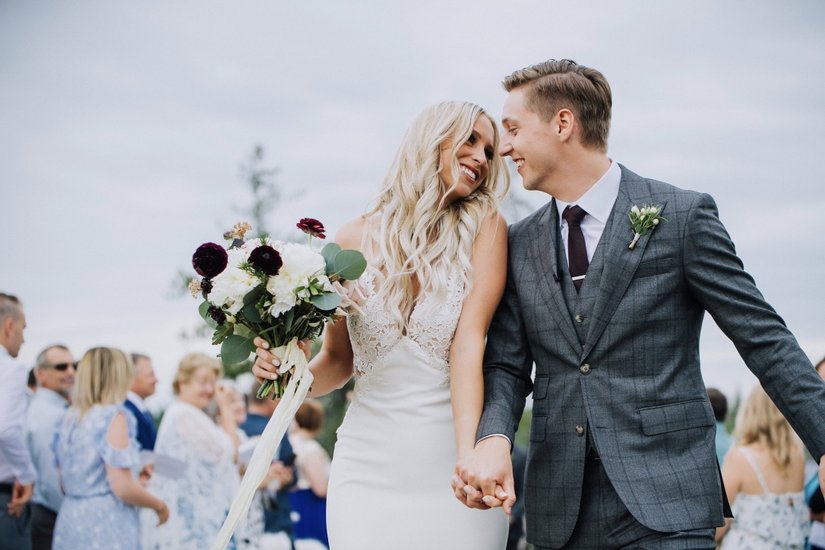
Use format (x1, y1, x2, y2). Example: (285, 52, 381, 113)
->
(454, 59, 825, 548)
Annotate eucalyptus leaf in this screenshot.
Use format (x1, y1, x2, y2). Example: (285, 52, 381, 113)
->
(310, 292, 341, 311)
(241, 302, 262, 323)
(243, 284, 266, 306)
(199, 300, 218, 328)
(220, 335, 255, 365)
(333, 250, 367, 280)
(321, 242, 342, 273)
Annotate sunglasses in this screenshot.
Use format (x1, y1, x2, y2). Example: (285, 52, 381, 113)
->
(51, 362, 77, 371)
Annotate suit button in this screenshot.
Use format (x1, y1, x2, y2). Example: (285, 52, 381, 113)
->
(575, 314, 584, 323)
(575, 425, 584, 436)
(580, 363, 591, 375)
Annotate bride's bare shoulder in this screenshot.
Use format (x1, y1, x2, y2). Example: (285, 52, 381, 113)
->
(335, 216, 368, 250)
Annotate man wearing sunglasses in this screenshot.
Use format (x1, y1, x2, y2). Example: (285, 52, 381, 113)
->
(25, 345, 75, 550)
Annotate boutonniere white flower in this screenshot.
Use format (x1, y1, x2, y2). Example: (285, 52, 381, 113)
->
(628, 204, 665, 249)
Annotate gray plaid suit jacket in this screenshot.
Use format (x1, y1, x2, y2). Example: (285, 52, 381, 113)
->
(478, 165, 825, 548)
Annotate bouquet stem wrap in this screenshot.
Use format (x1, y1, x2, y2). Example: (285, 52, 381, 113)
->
(211, 342, 313, 550)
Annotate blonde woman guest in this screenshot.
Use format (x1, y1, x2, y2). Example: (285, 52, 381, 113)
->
(288, 399, 331, 547)
(52, 347, 168, 550)
(143, 353, 241, 549)
(717, 385, 809, 548)
(254, 101, 510, 549)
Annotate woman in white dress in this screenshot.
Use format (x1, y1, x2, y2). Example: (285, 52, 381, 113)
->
(254, 101, 511, 549)
(143, 353, 242, 549)
(716, 385, 809, 548)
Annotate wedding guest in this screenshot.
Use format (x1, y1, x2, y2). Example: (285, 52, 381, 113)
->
(52, 347, 168, 549)
(0, 293, 35, 550)
(707, 387, 733, 464)
(716, 385, 808, 548)
(143, 353, 240, 549)
(288, 399, 330, 548)
(240, 382, 296, 550)
(25, 344, 75, 550)
(124, 352, 158, 450)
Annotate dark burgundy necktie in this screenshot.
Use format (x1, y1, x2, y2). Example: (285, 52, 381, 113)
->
(562, 205, 589, 292)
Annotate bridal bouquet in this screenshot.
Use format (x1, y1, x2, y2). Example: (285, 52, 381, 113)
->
(189, 219, 365, 550)
(190, 218, 366, 399)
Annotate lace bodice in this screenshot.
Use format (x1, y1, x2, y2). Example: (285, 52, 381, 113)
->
(347, 267, 465, 383)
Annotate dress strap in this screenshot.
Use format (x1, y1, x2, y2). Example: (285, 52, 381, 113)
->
(738, 446, 771, 494)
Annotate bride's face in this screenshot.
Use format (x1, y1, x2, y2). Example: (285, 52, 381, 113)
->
(178, 366, 217, 410)
(440, 115, 495, 205)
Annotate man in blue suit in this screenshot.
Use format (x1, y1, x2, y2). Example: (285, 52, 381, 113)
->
(124, 353, 158, 450)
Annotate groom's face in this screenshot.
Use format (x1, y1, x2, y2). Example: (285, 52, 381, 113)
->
(499, 87, 561, 192)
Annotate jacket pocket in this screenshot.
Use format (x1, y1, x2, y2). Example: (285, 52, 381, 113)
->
(634, 257, 676, 279)
(638, 398, 714, 436)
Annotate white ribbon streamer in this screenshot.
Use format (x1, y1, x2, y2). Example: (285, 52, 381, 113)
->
(211, 340, 313, 550)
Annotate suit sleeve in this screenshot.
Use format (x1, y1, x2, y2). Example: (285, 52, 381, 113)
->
(683, 193, 825, 460)
(476, 230, 535, 444)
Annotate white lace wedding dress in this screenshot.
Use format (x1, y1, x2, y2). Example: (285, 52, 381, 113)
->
(326, 268, 508, 550)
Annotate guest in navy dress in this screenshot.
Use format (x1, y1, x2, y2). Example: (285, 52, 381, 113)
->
(53, 347, 168, 549)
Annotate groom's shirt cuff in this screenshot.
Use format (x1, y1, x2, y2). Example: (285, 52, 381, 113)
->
(476, 434, 512, 450)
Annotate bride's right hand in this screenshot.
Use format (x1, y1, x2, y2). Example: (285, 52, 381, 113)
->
(252, 337, 281, 383)
(252, 337, 313, 383)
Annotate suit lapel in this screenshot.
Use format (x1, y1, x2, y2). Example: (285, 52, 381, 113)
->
(582, 167, 666, 360)
(529, 200, 581, 355)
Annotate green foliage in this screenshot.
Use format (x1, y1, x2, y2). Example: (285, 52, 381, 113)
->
(332, 250, 367, 281)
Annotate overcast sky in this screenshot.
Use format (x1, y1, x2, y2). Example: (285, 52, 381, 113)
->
(2, 1, 824, 407)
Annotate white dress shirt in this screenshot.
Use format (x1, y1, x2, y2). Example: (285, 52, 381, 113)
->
(0, 345, 37, 485)
(555, 160, 622, 266)
(26, 387, 68, 511)
(127, 391, 147, 413)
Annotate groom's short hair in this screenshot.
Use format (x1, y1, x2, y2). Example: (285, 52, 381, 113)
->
(503, 59, 611, 152)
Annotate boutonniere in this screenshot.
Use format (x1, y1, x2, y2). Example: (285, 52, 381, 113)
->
(628, 204, 665, 249)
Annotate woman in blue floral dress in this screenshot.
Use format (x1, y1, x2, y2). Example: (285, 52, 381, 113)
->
(53, 347, 168, 549)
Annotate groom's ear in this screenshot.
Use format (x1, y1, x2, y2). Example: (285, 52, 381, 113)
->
(555, 108, 576, 142)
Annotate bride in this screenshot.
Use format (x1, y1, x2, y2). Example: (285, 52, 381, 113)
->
(254, 100, 510, 549)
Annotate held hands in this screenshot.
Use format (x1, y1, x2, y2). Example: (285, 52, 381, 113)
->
(252, 337, 312, 384)
(7, 480, 32, 518)
(452, 436, 516, 515)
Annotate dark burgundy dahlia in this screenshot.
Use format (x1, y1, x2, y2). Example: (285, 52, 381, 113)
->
(296, 218, 326, 239)
(248, 245, 283, 276)
(192, 242, 228, 278)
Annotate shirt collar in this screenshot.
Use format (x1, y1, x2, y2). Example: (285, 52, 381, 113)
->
(36, 387, 69, 407)
(555, 160, 622, 225)
(127, 391, 146, 411)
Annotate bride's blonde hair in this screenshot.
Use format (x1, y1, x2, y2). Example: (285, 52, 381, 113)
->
(364, 101, 509, 330)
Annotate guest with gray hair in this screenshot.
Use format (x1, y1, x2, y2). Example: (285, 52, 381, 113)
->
(25, 344, 75, 550)
(0, 292, 35, 550)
